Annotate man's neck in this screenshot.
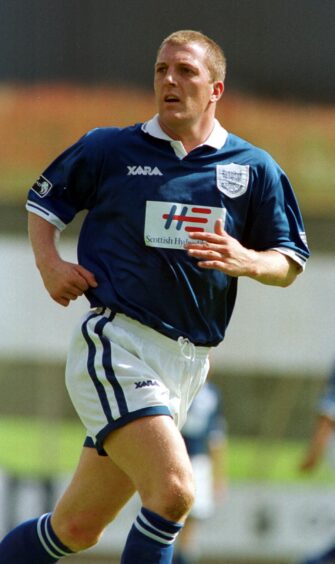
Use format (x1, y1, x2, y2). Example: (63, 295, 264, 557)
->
(158, 117, 216, 153)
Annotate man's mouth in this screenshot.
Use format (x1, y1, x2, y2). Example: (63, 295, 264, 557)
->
(164, 95, 180, 104)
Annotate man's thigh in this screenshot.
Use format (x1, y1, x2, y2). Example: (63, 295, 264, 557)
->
(103, 415, 193, 507)
(52, 446, 135, 532)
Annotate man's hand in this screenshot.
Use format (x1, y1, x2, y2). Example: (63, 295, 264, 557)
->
(185, 218, 300, 287)
(185, 218, 253, 277)
(28, 212, 98, 306)
(39, 258, 98, 307)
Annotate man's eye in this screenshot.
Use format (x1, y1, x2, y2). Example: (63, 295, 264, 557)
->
(182, 67, 194, 75)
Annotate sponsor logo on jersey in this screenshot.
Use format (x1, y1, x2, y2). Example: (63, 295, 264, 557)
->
(127, 165, 163, 176)
(216, 163, 249, 198)
(135, 379, 160, 389)
(144, 200, 226, 249)
(31, 175, 53, 198)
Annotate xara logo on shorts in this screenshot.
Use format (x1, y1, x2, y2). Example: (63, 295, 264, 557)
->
(135, 380, 160, 389)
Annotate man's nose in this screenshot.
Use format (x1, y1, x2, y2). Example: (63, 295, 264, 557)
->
(164, 70, 177, 84)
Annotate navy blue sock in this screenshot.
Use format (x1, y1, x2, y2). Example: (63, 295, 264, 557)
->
(0, 513, 73, 563)
(121, 507, 183, 563)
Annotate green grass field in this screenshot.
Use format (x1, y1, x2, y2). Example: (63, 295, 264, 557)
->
(1, 416, 334, 485)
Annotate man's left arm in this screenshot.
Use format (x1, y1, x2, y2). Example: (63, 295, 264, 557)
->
(185, 219, 301, 288)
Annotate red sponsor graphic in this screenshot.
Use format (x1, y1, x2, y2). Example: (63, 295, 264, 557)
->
(162, 205, 212, 232)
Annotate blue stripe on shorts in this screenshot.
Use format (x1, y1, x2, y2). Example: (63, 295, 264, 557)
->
(81, 312, 114, 423)
(94, 312, 129, 416)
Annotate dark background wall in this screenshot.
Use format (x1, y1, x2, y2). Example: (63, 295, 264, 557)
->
(1, 0, 334, 102)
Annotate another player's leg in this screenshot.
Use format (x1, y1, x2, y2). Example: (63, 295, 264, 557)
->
(174, 452, 216, 564)
(301, 543, 335, 563)
(103, 414, 195, 563)
(0, 445, 135, 563)
(173, 517, 200, 564)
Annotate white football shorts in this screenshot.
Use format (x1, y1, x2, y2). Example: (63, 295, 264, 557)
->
(65, 308, 210, 455)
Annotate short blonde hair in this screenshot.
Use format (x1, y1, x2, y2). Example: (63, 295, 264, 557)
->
(157, 30, 227, 82)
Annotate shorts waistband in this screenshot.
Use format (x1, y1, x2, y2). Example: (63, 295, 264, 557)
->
(90, 308, 211, 359)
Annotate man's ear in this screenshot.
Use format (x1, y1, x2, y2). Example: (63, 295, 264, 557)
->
(211, 81, 224, 102)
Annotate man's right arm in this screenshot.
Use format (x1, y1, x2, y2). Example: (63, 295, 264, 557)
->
(28, 212, 97, 307)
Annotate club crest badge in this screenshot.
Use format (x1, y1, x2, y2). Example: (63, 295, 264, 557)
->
(31, 175, 53, 198)
(216, 163, 250, 198)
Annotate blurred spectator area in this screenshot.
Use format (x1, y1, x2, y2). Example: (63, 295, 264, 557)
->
(1, 0, 334, 223)
(0, 85, 334, 231)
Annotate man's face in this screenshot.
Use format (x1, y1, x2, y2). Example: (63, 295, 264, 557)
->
(154, 41, 219, 134)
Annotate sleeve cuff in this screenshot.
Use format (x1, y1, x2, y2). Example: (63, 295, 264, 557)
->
(26, 200, 66, 231)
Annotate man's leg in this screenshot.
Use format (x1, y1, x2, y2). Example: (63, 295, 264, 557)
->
(0, 446, 135, 563)
(0, 513, 73, 564)
(103, 414, 195, 563)
(1, 415, 194, 564)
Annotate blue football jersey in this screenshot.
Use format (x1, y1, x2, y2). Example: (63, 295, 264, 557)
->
(26, 117, 309, 346)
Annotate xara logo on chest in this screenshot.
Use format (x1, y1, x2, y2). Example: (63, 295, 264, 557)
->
(127, 165, 163, 176)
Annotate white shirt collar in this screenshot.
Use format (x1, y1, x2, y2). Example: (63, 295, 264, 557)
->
(141, 114, 228, 159)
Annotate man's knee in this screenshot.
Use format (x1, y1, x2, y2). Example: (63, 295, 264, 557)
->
(144, 473, 195, 522)
(52, 512, 105, 552)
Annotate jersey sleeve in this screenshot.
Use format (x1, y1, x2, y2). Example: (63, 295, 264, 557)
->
(244, 155, 310, 268)
(26, 129, 100, 230)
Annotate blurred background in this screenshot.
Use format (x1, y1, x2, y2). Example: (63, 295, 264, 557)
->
(0, 1, 335, 562)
